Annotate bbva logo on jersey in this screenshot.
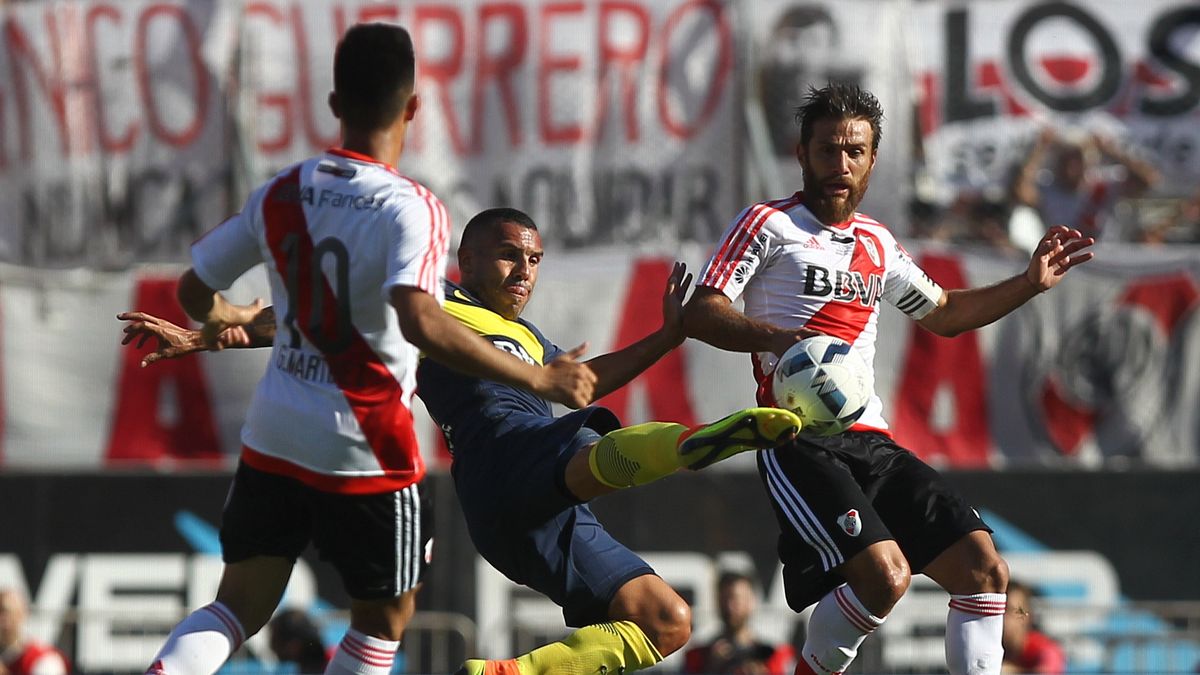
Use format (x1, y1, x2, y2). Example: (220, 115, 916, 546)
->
(803, 265, 883, 307)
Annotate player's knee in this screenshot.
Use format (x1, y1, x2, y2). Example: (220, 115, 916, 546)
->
(979, 553, 1009, 594)
(846, 551, 910, 615)
(646, 595, 692, 656)
(849, 554, 912, 612)
(876, 561, 912, 607)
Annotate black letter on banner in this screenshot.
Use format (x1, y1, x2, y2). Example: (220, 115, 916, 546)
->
(1141, 7, 1200, 116)
(1008, 2, 1121, 112)
(945, 9, 996, 123)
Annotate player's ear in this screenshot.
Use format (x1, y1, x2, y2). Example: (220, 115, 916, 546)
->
(457, 247, 473, 276)
(795, 142, 808, 170)
(328, 91, 341, 119)
(404, 93, 420, 122)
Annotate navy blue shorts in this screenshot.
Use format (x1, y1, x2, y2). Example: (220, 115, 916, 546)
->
(453, 413, 653, 627)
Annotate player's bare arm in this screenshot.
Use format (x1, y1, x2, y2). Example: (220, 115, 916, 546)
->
(390, 286, 597, 409)
(117, 307, 277, 367)
(581, 262, 693, 401)
(918, 225, 1094, 337)
(683, 286, 819, 356)
(176, 269, 266, 347)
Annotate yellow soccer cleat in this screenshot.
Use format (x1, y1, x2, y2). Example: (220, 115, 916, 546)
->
(677, 407, 801, 470)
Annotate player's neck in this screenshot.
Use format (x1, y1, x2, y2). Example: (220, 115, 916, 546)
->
(339, 124, 407, 169)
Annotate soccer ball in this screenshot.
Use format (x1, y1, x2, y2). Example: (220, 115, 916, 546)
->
(772, 335, 871, 436)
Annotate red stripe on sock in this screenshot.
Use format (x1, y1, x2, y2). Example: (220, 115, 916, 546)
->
(340, 637, 394, 668)
(344, 633, 397, 658)
(949, 599, 1007, 616)
(202, 605, 243, 647)
(833, 587, 876, 634)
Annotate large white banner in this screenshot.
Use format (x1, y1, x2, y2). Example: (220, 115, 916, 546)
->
(0, 0, 240, 267)
(909, 0, 1200, 197)
(2, 244, 1198, 469)
(0, 0, 740, 267)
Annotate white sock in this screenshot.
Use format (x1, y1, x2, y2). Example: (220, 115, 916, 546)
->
(324, 629, 400, 675)
(800, 584, 886, 675)
(946, 593, 1006, 675)
(146, 602, 245, 675)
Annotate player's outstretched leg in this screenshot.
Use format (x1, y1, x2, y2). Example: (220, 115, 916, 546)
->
(587, 408, 800, 489)
(677, 407, 801, 470)
(455, 621, 662, 675)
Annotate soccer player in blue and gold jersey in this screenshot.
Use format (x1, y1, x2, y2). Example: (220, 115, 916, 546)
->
(422, 207, 799, 675)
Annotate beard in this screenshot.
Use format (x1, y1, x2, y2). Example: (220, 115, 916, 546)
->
(802, 171, 870, 226)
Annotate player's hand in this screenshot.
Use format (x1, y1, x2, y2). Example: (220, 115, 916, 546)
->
(537, 342, 598, 408)
(770, 327, 823, 356)
(1026, 225, 1095, 292)
(119, 312, 251, 367)
(200, 296, 264, 349)
(660, 261, 694, 346)
(119, 311, 205, 367)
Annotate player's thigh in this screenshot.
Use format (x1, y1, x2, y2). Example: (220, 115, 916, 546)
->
(757, 441, 893, 610)
(869, 446, 991, 575)
(310, 482, 432, 602)
(482, 504, 654, 628)
(458, 428, 600, 532)
(219, 462, 311, 564)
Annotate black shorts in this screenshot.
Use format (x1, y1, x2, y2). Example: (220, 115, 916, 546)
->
(220, 462, 433, 601)
(757, 431, 990, 611)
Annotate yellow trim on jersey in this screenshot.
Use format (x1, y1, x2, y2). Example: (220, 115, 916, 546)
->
(443, 289, 546, 364)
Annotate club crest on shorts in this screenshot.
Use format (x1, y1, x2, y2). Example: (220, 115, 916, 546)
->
(837, 509, 862, 537)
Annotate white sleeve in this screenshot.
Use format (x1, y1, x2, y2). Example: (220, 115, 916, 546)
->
(190, 209, 262, 291)
(382, 194, 449, 304)
(881, 239, 943, 320)
(697, 204, 777, 302)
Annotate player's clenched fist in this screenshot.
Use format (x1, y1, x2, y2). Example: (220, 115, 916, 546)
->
(537, 343, 597, 408)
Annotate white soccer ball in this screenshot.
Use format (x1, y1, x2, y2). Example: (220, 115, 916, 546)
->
(772, 335, 871, 436)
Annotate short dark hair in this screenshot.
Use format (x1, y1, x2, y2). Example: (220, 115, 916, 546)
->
(461, 207, 539, 249)
(795, 82, 885, 151)
(333, 23, 415, 132)
(717, 570, 757, 593)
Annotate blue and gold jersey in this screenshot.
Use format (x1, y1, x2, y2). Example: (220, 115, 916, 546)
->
(416, 281, 564, 453)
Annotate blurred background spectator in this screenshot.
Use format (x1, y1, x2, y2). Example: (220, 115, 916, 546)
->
(1010, 128, 1162, 245)
(0, 589, 68, 675)
(682, 571, 795, 675)
(1002, 580, 1067, 675)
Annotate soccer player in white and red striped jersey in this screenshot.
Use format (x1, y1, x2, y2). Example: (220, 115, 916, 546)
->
(683, 83, 1095, 675)
(142, 23, 596, 675)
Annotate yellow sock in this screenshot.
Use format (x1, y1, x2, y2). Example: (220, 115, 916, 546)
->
(517, 621, 663, 675)
(588, 422, 688, 489)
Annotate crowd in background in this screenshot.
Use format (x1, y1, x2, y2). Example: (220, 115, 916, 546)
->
(909, 127, 1199, 252)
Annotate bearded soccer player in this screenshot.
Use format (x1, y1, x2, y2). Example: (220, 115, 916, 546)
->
(135, 23, 595, 675)
(682, 83, 1095, 675)
(121, 207, 802, 675)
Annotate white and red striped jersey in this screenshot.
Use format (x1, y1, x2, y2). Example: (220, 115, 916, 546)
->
(191, 148, 449, 493)
(698, 192, 943, 432)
